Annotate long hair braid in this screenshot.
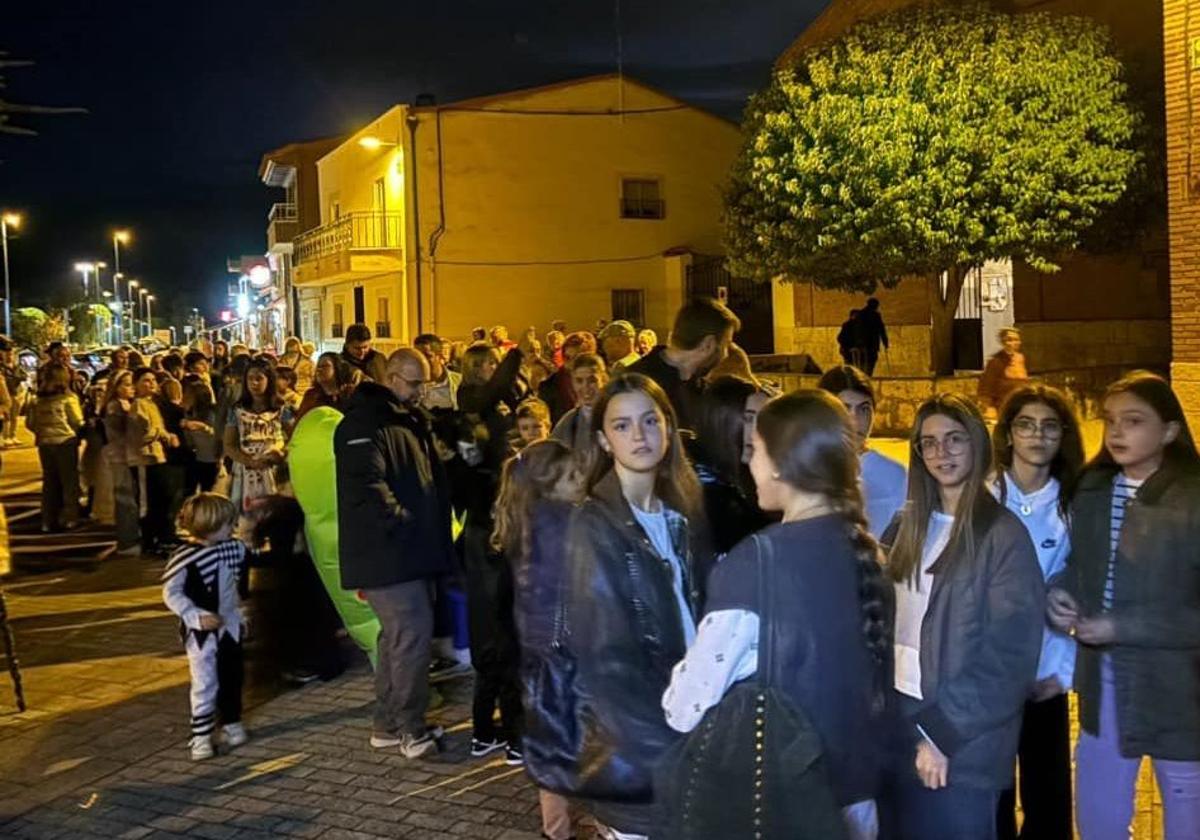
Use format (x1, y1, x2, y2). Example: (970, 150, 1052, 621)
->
(835, 490, 892, 667)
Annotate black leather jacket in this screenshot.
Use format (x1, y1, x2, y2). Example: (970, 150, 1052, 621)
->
(564, 470, 703, 835)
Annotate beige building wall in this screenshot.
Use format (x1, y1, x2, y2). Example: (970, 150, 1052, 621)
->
(407, 76, 741, 342)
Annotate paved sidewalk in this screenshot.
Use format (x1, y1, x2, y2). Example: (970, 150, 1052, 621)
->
(3, 668, 566, 839)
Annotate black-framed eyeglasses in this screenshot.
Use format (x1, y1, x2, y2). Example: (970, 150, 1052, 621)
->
(916, 431, 971, 458)
(1011, 418, 1063, 440)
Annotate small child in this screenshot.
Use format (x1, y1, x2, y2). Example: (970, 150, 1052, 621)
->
(491, 440, 586, 840)
(162, 493, 250, 760)
(276, 366, 301, 412)
(514, 398, 551, 447)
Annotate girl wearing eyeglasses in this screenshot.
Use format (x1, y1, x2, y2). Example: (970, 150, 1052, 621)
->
(879, 394, 1043, 840)
(1046, 371, 1200, 839)
(989, 385, 1084, 840)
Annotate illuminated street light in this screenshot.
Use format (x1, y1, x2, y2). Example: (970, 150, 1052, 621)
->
(1, 211, 22, 336)
(74, 262, 95, 296)
(146, 294, 155, 339)
(112, 229, 130, 339)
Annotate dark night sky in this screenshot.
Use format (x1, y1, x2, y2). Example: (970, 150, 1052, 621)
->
(3, 0, 825, 328)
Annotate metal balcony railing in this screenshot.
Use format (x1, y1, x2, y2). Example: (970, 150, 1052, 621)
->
(295, 211, 403, 264)
(268, 202, 298, 222)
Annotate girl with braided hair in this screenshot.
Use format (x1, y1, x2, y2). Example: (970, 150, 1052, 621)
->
(662, 388, 892, 839)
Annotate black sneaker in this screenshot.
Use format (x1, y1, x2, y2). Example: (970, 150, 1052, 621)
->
(428, 656, 471, 683)
(505, 744, 523, 766)
(470, 737, 507, 758)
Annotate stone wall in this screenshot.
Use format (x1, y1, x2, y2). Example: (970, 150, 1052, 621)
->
(781, 324, 933, 376)
(1018, 320, 1170, 370)
(754, 365, 1156, 437)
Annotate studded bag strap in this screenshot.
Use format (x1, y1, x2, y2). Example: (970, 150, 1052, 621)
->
(754, 533, 776, 688)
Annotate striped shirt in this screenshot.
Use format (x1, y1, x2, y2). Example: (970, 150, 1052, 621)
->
(1104, 474, 1145, 610)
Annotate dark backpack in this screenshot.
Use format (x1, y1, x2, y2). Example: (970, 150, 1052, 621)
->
(655, 534, 848, 840)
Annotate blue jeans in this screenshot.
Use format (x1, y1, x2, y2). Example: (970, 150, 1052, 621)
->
(1075, 657, 1200, 840)
(882, 771, 998, 840)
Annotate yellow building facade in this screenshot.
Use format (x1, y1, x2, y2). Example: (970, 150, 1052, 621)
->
(293, 74, 742, 353)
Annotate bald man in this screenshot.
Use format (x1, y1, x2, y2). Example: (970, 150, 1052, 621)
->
(335, 347, 454, 759)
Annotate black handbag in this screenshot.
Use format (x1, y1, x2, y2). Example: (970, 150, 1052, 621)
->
(520, 575, 632, 800)
(655, 533, 848, 840)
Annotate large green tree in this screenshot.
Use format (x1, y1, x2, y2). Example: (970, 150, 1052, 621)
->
(67, 303, 114, 348)
(725, 2, 1144, 373)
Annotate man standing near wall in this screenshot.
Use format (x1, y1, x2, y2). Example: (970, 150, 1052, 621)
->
(335, 348, 453, 758)
(856, 298, 889, 376)
(625, 297, 740, 431)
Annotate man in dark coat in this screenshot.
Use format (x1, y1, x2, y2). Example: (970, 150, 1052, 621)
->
(335, 348, 453, 758)
(625, 297, 740, 431)
(341, 323, 388, 383)
(856, 297, 889, 376)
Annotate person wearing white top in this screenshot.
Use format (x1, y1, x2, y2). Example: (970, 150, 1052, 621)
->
(818, 366, 908, 537)
(989, 385, 1085, 840)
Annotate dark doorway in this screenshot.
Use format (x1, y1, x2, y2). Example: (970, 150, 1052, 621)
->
(353, 287, 365, 325)
(685, 256, 774, 355)
(951, 269, 983, 371)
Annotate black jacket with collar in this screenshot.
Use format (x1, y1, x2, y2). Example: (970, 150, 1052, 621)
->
(1053, 462, 1200, 760)
(334, 382, 454, 590)
(883, 496, 1043, 790)
(563, 469, 704, 835)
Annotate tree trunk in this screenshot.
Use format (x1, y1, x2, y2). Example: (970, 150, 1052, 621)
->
(927, 267, 968, 377)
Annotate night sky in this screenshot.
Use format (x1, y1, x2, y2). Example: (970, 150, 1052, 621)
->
(3, 0, 825, 329)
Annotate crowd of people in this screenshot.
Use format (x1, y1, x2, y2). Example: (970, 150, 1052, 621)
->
(13, 299, 1199, 840)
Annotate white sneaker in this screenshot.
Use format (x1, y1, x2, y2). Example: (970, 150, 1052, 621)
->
(371, 726, 441, 758)
(189, 735, 215, 761)
(222, 723, 248, 748)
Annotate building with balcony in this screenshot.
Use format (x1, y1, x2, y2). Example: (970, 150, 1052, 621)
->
(258, 136, 341, 350)
(291, 74, 742, 352)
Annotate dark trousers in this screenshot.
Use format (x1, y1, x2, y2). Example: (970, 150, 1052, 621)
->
(138, 464, 173, 550)
(38, 440, 80, 529)
(163, 463, 187, 539)
(997, 693, 1072, 840)
(186, 460, 219, 495)
(463, 524, 523, 744)
(216, 633, 244, 724)
(880, 769, 999, 840)
(363, 579, 433, 738)
(864, 348, 881, 376)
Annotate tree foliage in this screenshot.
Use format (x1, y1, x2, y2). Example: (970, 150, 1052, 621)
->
(724, 2, 1145, 292)
(67, 303, 114, 347)
(10, 307, 53, 350)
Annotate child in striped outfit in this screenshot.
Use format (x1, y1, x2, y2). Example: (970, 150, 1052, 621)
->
(162, 492, 250, 760)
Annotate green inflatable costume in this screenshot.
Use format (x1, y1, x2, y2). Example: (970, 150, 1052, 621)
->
(287, 406, 380, 667)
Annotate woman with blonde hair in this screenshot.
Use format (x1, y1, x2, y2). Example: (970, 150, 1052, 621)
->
(27, 362, 84, 531)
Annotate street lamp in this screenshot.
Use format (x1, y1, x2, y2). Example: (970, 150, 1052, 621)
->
(145, 294, 155, 340)
(128, 279, 139, 342)
(93, 261, 107, 302)
(74, 262, 95, 296)
(139, 288, 149, 338)
(1, 211, 21, 337)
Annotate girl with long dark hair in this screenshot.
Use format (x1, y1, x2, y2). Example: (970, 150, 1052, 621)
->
(990, 385, 1084, 840)
(664, 389, 892, 838)
(686, 375, 772, 554)
(881, 394, 1043, 840)
(1047, 371, 1200, 839)
(295, 352, 355, 422)
(223, 358, 289, 514)
(128, 366, 176, 552)
(563, 373, 706, 839)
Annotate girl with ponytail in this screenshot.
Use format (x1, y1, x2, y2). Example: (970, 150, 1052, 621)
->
(662, 389, 892, 839)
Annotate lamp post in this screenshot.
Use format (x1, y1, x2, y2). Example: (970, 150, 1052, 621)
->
(74, 262, 94, 297)
(93, 261, 107, 303)
(1, 212, 21, 337)
(128, 279, 139, 342)
(112, 230, 129, 343)
(145, 294, 155, 341)
(139, 288, 149, 339)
